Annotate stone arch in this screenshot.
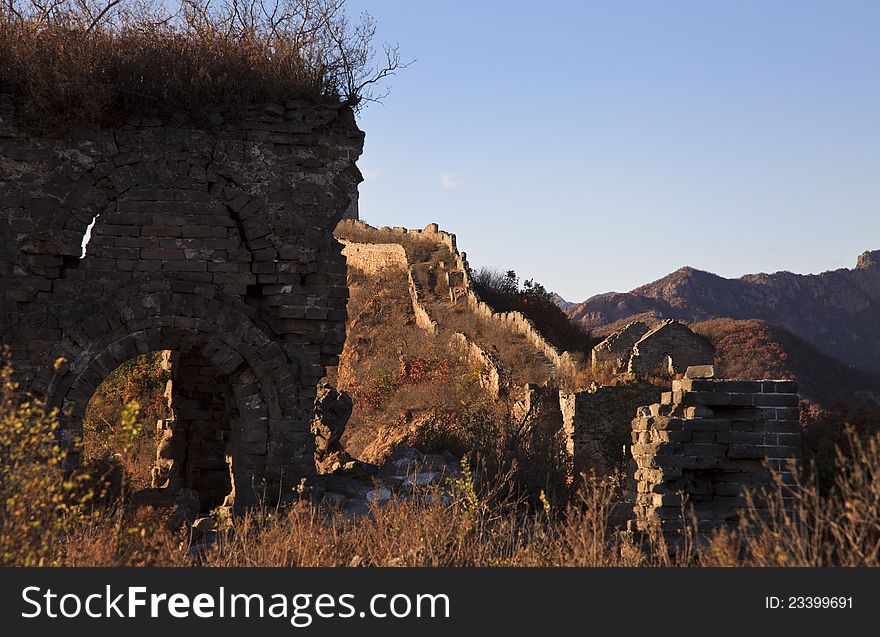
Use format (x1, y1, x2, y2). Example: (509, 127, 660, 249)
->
(42, 290, 301, 509)
(0, 100, 365, 510)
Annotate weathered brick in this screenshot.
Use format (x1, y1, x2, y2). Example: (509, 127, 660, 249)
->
(1, 96, 363, 512)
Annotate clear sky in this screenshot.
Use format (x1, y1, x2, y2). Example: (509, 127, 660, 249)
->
(345, 0, 880, 302)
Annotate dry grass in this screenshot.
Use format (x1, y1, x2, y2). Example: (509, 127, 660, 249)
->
(46, 428, 880, 567)
(430, 302, 553, 386)
(4, 360, 880, 567)
(331, 265, 485, 458)
(0, 1, 406, 128)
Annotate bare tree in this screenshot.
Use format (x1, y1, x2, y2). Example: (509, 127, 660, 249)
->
(2, 0, 411, 106)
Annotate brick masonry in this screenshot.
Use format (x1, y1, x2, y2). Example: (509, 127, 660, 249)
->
(561, 383, 663, 475)
(630, 373, 801, 539)
(591, 319, 715, 379)
(591, 321, 649, 375)
(0, 95, 364, 510)
(628, 320, 715, 377)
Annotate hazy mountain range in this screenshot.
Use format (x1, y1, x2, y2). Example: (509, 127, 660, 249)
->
(562, 250, 880, 376)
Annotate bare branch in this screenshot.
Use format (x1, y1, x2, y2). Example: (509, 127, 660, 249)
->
(86, 0, 123, 32)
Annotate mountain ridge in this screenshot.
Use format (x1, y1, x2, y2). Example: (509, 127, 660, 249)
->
(568, 250, 880, 374)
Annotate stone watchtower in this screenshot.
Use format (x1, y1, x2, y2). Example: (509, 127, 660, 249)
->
(0, 95, 364, 511)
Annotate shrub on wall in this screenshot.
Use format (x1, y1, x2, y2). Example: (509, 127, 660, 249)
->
(0, 0, 409, 128)
(471, 268, 596, 354)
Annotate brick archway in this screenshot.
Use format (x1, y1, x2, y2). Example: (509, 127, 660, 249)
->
(43, 291, 299, 509)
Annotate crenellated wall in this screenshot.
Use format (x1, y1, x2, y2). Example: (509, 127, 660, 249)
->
(0, 95, 364, 511)
(454, 251, 577, 377)
(338, 219, 577, 378)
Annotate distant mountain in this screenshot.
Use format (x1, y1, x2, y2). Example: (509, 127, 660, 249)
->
(567, 250, 880, 374)
(550, 292, 575, 311)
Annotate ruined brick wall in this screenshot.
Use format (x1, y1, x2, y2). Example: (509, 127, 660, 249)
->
(339, 241, 408, 276)
(340, 238, 439, 334)
(630, 375, 801, 540)
(560, 383, 662, 475)
(0, 95, 364, 510)
(336, 220, 572, 375)
(451, 332, 502, 398)
(627, 319, 715, 377)
(591, 321, 649, 374)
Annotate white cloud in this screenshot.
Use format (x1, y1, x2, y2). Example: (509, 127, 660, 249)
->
(439, 172, 463, 190)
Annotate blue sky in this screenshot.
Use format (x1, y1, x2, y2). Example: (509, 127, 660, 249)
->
(345, 0, 880, 302)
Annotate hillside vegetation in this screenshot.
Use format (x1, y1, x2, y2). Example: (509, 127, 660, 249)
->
(470, 268, 595, 355)
(693, 318, 880, 408)
(323, 262, 487, 461)
(333, 221, 584, 393)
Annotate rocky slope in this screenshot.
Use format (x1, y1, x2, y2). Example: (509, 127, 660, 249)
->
(568, 250, 880, 374)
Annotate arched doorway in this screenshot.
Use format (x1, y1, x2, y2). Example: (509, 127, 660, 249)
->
(45, 293, 300, 512)
(81, 348, 245, 513)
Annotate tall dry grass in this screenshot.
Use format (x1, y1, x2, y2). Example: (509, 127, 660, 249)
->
(4, 359, 880, 567)
(0, 0, 408, 128)
(44, 435, 880, 567)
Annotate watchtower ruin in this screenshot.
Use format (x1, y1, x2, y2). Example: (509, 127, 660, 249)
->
(0, 95, 364, 511)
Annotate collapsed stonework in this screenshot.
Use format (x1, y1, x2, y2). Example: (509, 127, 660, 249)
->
(630, 368, 801, 540)
(628, 320, 715, 377)
(560, 382, 662, 476)
(0, 95, 364, 511)
(590, 321, 649, 375)
(591, 319, 715, 379)
(312, 383, 355, 473)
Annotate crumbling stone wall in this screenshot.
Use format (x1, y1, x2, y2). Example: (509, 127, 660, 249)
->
(627, 319, 715, 377)
(630, 371, 801, 540)
(348, 219, 577, 377)
(451, 332, 502, 398)
(0, 95, 364, 511)
(340, 238, 439, 334)
(513, 383, 565, 433)
(591, 321, 649, 375)
(339, 241, 408, 275)
(560, 382, 662, 475)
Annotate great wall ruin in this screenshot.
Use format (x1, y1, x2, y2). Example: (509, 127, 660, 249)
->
(335, 220, 802, 538)
(631, 368, 801, 540)
(0, 90, 802, 538)
(0, 93, 364, 513)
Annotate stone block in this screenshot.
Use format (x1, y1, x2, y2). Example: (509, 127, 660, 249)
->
(685, 365, 715, 379)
